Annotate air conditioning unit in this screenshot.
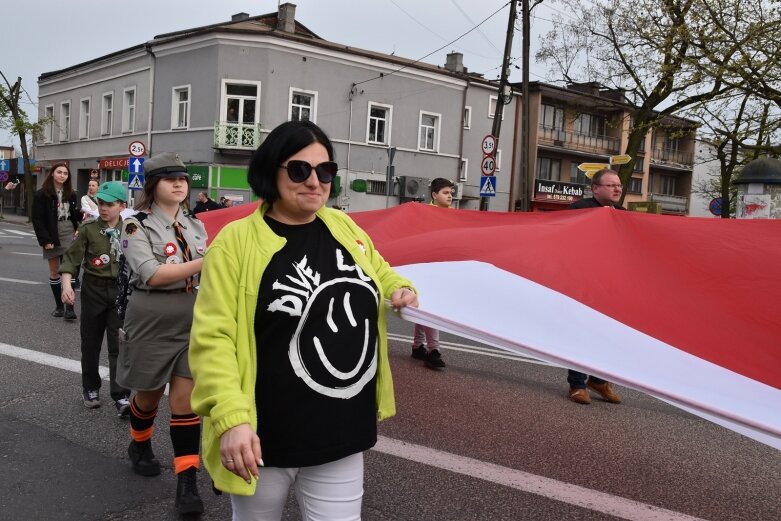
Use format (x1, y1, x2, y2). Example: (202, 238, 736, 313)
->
(452, 182, 464, 200)
(399, 176, 429, 199)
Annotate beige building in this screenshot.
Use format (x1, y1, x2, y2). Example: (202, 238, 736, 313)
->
(510, 81, 696, 214)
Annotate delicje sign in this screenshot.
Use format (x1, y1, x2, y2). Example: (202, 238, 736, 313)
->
(99, 158, 129, 169)
(533, 179, 584, 203)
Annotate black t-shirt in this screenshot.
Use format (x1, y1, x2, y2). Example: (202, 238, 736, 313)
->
(254, 216, 380, 468)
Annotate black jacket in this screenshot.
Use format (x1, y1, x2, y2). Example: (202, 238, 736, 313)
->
(568, 197, 625, 210)
(192, 198, 221, 214)
(32, 189, 80, 246)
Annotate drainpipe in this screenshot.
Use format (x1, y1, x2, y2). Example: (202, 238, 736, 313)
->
(345, 84, 357, 209)
(457, 80, 469, 207)
(145, 43, 156, 156)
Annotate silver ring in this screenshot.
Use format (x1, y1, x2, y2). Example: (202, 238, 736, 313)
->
(226, 459, 234, 463)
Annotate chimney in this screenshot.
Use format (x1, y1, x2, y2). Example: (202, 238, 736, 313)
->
(445, 52, 464, 73)
(231, 12, 250, 22)
(277, 3, 297, 34)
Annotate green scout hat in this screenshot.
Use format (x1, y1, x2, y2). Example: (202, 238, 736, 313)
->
(96, 181, 127, 203)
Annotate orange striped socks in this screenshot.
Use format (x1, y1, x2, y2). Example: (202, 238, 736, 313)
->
(170, 413, 201, 474)
(129, 397, 158, 443)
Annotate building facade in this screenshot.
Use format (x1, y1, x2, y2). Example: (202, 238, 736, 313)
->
(35, 4, 516, 212)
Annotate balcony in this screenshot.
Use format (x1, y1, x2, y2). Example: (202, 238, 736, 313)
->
(538, 125, 620, 155)
(650, 147, 693, 168)
(649, 193, 688, 214)
(214, 122, 263, 150)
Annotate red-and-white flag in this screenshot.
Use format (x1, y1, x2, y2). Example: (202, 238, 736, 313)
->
(200, 202, 781, 449)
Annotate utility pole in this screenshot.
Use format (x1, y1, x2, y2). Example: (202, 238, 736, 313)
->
(519, 0, 530, 212)
(481, 0, 518, 211)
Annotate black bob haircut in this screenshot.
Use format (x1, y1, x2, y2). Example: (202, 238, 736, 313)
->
(247, 120, 335, 205)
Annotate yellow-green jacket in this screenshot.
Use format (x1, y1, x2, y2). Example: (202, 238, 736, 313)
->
(189, 204, 414, 495)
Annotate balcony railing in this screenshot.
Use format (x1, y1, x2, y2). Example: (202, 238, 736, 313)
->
(649, 193, 688, 214)
(538, 125, 620, 155)
(650, 147, 693, 167)
(214, 122, 263, 150)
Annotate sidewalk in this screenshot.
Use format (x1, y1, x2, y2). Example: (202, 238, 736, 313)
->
(0, 211, 31, 225)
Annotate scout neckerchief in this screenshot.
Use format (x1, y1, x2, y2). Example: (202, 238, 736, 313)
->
(172, 221, 193, 293)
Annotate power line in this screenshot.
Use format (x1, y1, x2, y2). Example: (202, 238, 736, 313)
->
(353, 1, 511, 87)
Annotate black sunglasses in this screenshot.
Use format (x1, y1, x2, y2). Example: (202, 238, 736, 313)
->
(280, 160, 338, 184)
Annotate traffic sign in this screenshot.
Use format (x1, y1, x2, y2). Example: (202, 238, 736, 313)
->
(0, 159, 7, 171)
(129, 157, 144, 174)
(480, 156, 497, 176)
(481, 134, 497, 156)
(709, 197, 723, 216)
(129, 141, 146, 157)
(128, 173, 145, 190)
(89, 169, 100, 179)
(610, 154, 632, 165)
(479, 176, 496, 197)
(577, 163, 610, 173)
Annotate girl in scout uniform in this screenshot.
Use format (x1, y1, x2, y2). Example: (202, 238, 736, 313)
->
(117, 152, 207, 516)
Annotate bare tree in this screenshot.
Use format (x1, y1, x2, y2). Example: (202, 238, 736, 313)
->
(536, 0, 779, 204)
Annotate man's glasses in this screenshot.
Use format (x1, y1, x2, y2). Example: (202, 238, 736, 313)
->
(280, 160, 338, 184)
(596, 183, 623, 189)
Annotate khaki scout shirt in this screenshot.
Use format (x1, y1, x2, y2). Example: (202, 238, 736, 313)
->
(59, 217, 124, 279)
(120, 203, 207, 291)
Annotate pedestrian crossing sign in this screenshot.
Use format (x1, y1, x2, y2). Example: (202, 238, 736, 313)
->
(128, 173, 145, 190)
(479, 176, 496, 197)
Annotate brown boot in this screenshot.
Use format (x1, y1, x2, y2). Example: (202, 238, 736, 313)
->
(587, 380, 622, 403)
(569, 387, 591, 404)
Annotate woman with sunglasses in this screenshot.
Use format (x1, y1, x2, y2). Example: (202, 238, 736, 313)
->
(32, 162, 80, 320)
(190, 120, 418, 520)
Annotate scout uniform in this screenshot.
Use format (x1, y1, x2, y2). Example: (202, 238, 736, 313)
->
(59, 181, 131, 413)
(116, 152, 207, 516)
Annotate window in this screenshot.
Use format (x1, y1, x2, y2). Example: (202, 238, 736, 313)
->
(222, 81, 260, 124)
(574, 113, 606, 136)
(459, 158, 468, 182)
(463, 106, 472, 129)
(628, 177, 643, 193)
(570, 162, 589, 185)
(44, 104, 54, 143)
(660, 175, 676, 195)
(79, 98, 90, 139)
(59, 101, 71, 142)
(418, 111, 440, 152)
(289, 88, 317, 122)
(101, 92, 113, 136)
(664, 135, 680, 153)
(172, 86, 190, 129)
(537, 157, 561, 181)
(633, 156, 644, 172)
(488, 95, 505, 120)
(367, 102, 392, 145)
(122, 87, 136, 133)
(540, 104, 564, 129)
(495, 149, 502, 172)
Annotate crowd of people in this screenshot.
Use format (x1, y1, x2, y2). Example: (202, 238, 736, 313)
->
(29, 120, 624, 519)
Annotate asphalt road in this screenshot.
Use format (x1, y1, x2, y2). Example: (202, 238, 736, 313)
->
(1, 216, 779, 521)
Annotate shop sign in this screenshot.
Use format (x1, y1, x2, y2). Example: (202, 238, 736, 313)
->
(99, 158, 129, 169)
(533, 179, 585, 203)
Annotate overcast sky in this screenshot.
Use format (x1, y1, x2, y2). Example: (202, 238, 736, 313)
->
(1, 0, 561, 147)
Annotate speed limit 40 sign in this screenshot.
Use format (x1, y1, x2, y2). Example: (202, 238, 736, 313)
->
(480, 155, 496, 176)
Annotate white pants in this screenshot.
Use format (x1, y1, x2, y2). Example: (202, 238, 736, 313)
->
(231, 452, 364, 521)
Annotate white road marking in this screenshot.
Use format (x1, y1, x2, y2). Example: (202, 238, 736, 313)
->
(2, 229, 35, 236)
(0, 277, 44, 285)
(10, 251, 40, 255)
(0, 340, 705, 520)
(375, 437, 709, 521)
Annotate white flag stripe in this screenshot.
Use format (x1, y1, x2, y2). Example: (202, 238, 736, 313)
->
(396, 261, 781, 450)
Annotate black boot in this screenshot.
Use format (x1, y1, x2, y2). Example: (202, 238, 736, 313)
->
(50, 278, 64, 317)
(64, 304, 77, 321)
(127, 440, 161, 476)
(175, 467, 204, 515)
